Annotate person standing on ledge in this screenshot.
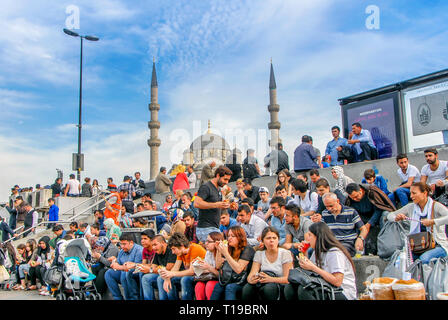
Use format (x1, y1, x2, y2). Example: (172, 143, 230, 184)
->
(194, 166, 233, 243)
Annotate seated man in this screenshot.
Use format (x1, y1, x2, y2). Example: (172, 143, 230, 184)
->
(256, 187, 271, 217)
(361, 169, 391, 196)
(69, 222, 84, 238)
(268, 196, 288, 246)
(158, 233, 206, 300)
(288, 178, 319, 217)
(240, 179, 261, 210)
(141, 235, 177, 300)
(180, 193, 199, 221)
(94, 210, 105, 231)
(389, 153, 421, 207)
(125, 229, 156, 300)
(282, 203, 313, 260)
(314, 178, 346, 217)
(315, 192, 367, 256)
(236, 204, 268, 247)
(49, 224, 66, 249)
(104, 233, 144, 300)
(308, 169, 329, 193)
(219, 210, 238, 238)
(275, 185, 293, 204)
(183, 212, 198, 244)
(347, 122, 378, 162)
(420, 148, 448, 199)
(345, 183, 396, 255)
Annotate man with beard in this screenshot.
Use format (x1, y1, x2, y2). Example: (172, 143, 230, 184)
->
(420, 148, 448, 199)
(194, 166, 232, 243)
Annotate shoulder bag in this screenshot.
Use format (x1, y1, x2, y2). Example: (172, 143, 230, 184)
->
(408, 202, 436, 255)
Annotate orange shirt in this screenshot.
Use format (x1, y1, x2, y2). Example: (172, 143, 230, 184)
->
(104, 192, 121, 226)
(177, 243, 206, 268)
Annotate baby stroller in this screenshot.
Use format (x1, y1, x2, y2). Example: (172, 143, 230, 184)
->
(53, 238, 101, 300)
(0, 243, 17, 290)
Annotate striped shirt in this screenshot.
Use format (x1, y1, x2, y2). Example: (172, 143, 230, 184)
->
(321, 206, 364, 244)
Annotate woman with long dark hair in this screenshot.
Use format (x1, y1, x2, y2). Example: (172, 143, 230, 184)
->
(242, 226, 293, 300)
(276, 169, 292, 197)
(284, 222, 357, 300)
(210, 226, 255, 300)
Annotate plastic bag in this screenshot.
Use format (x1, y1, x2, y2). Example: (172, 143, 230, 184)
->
(377, 221, 409, 260)
(426, 257, 448, 300)
(392, 280, 425, 300)
(0, 265, 10, 283)
(370, 277, 397, 300)
(382, 250, 402, 278)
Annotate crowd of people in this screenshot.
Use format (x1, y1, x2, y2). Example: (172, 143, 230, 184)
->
(2, 122, 448, 301)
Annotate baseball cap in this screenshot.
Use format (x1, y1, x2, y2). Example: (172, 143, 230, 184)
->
(258, 187, 269, 194)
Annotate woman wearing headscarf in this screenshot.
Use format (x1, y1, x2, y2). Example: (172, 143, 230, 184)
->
(29, 236, 52, 295)
(331, 166, 354, 197)
(104, 218, 122, 242)
(91, 236, 120, 294)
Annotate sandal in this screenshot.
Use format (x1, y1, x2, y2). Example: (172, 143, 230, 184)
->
(28, 285, 37, 290)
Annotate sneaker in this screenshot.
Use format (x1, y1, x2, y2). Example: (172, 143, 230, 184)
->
(41, 291, 50, 296)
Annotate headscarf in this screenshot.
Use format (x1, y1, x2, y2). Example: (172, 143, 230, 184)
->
(37, 236, 51, 256)
(95, 236, 111, 250)
(104, 218, 122, 240)
(332, 166, 346, 192)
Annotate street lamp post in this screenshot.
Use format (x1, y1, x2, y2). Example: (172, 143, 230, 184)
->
(63, 28, 99, 183)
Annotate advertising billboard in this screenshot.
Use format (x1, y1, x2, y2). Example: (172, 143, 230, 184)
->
(343, 92, 401, 159)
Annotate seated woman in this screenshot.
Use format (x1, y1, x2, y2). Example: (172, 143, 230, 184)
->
(104, 218, 122, 244)
(12, 244, 27, 290)
(163, 194, 174, 213)
(194, 232, 223, 300)
(210, 226, 255, 300)
(387, 182, 448, 264)
(242, 226, 293, 300)
(276, 170, 293, 198)
(331, 166, 354, 197)
(28, 236, 52, 293)
(284, 222, 357, 300)
(91, 236, 120, 295)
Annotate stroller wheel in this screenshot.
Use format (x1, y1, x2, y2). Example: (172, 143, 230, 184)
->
(56, 293, 67, 300)
(95, 293, 102, 300)
(75, 292, 83, 300)
(89, 293, 97, 300)
(67, 295, 75, 300)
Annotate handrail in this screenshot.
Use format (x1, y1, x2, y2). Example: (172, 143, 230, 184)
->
(10, 191, 110, 234)
(2, 192, 114, 245)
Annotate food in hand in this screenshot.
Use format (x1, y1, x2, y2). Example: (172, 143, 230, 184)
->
(222, 240, 228, 246)
(298, 252, 305, 260)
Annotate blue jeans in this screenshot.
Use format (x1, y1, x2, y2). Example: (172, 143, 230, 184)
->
(125, 270, 141, 300)
(157, 275, 195, 300)
(210, 282, 244, 300)
(141, 273, 160, 300)
(388, 188, 411, 207)
(413, 246, 447, 264)
(105, 269, 125, 300)
(196, 227, 221, 243)
(105, 269, 137, 300)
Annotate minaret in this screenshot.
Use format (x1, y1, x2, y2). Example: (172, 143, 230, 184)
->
(268, 59, 281, 150)
(148, 58, 161, 180)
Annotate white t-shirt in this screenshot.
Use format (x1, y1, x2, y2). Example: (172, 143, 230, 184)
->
(310, 248, 357, 300)
(289, 191, 318, 213)
(67, 179, 80, 195)
(397, 164, 421, 183)
(253, 248, 293, 277)
(421, 160, 448, 185)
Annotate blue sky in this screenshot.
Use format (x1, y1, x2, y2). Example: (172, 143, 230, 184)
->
(1, 0, 447, 201)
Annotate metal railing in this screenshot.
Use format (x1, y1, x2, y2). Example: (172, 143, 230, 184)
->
(3, 192, 114, 245)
